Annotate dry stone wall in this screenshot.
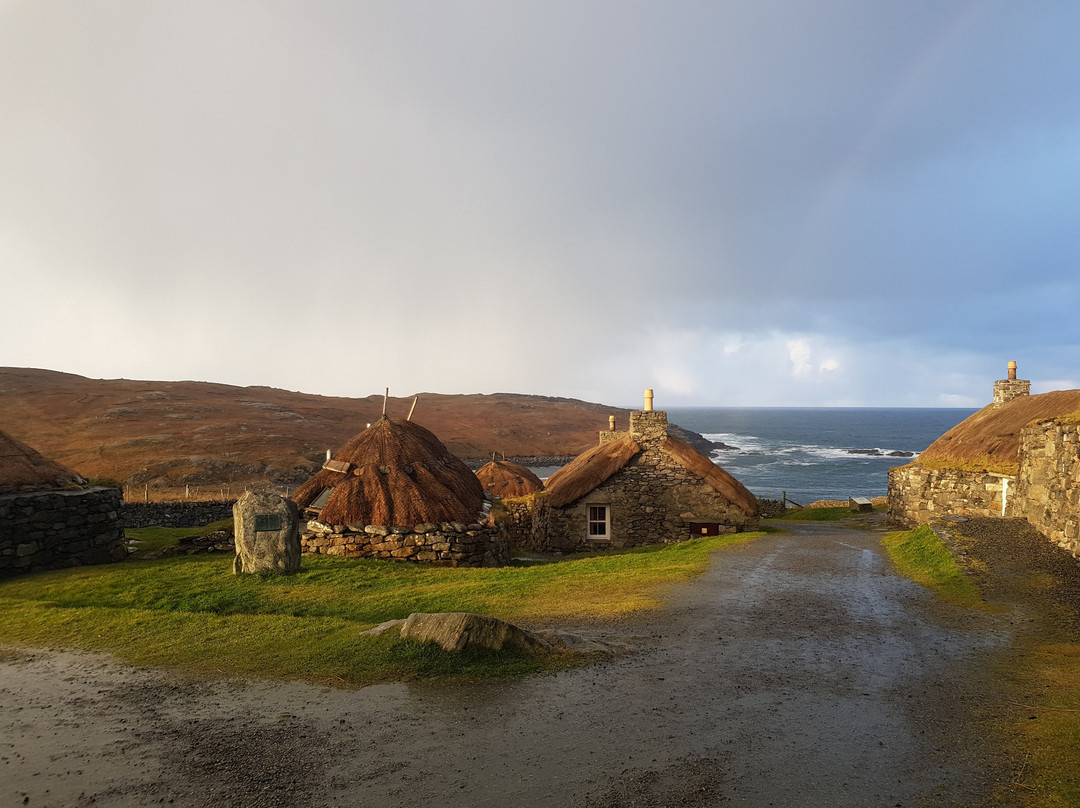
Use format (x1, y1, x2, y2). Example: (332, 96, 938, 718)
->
(1010, 420, 1080, 556)
(887, 464, 1011, 524)
(300, 520, 508, 567)
(123, 500, 235, 528)
(0, 487, 126, 577)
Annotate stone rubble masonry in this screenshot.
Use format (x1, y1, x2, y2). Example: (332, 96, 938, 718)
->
(1010, 419, 1080, 557)
(889, 416, 1080, 559)
(0, 487, 127, 577)
(887, 465, 1010, 525)
(299, 520, 508, 567)
(993, 378, 1031, 405)
(123, 500, 235, 528)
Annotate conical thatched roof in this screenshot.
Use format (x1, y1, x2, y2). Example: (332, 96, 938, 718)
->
(475, 460, 543, 498)
(291, 417, 484, 527)
(916, 390, 1080, 474)
(543, 433, 758, 516)
(0, 428, 84, 491)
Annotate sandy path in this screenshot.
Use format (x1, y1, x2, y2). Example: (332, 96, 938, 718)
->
(2, 522, 1010, 807)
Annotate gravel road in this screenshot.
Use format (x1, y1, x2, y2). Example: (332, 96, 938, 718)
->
(3, 518, 1060, 808)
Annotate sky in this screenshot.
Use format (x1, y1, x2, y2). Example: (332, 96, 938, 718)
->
(2, 1, 1079, 408)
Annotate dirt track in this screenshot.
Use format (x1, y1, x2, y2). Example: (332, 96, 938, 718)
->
(1, 520, 1046, 807)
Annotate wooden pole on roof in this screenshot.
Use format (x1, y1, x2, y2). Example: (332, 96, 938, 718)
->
(407, 395, 419, 421)
(382, 388, 389, 417)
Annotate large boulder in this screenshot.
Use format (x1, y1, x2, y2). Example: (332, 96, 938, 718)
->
(400, 612, 552, 653)
(233, 491, 300, 574)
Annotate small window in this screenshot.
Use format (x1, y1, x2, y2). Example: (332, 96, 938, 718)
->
(587, 505, 609, 539)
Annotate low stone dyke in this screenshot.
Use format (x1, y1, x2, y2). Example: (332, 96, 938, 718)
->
(1010, 420, 1080, 557)
(123, 500, 235, 528)
(300, 520, 509, 567)
(0, 487, 126, 577)
(888, 464, 1012, 524)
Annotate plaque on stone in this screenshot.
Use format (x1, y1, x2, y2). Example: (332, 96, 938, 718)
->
(255, 513, 283, 532)
(233, 492, 300, 574)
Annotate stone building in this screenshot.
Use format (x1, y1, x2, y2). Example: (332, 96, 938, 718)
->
(505, 391, 758, 551)
(0, 428, 126, 576)
(290, 415, 507, 567)
(888, 362, 1080, 557)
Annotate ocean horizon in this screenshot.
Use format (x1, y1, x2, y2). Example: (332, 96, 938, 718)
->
(663, 406, 978, 504)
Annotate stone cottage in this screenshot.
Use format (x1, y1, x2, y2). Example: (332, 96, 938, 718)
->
(290, 415, 507, 566)
(505, 391, 758, 551)
(888, 362, 1080, 557)
(0, 428, 126, 576)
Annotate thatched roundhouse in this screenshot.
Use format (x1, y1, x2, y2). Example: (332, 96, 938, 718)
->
(292, 416, 484, 527)
(0, 428, 85, 493)
(504, 392, 758, 551)
(888, 363, 1080, 557)
(1, 428, 125, 577)
(291, 417, 506, 567)
(475, 459, 543, 499)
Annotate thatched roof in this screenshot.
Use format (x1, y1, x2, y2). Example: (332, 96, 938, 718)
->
(662, 436, 759, 516)
(544, 433, 758, 514)
(916, 390, 1080, 473)
(0, 428, 84, 491)
(544, 435, 641, 508)
(475, 460, 543, 498)
(290, 417, 485, 526)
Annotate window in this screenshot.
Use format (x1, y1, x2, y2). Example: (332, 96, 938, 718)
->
(587, 505, 609, 540)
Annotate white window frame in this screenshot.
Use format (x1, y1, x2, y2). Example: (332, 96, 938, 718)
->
(587, 504, 610, 540)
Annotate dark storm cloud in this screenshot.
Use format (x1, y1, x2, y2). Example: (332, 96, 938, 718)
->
(1, 1, 1078, 405)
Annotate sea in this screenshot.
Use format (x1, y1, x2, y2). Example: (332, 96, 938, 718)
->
(664, 407, 977, 505)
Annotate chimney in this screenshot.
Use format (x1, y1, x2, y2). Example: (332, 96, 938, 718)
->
(630, 387, 667, 443)
(993, 360, 1030, 405)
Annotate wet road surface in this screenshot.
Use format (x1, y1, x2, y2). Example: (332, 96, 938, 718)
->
(3, 522, 1008, 807)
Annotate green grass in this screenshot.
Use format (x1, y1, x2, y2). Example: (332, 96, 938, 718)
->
(0, 531, 759, 686)
(881, 524, 984, 607)
(769, 506, 853, 522)
(126, 519, 232, 555)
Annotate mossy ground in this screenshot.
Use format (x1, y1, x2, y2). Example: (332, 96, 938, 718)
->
(0, 528, 759, 686)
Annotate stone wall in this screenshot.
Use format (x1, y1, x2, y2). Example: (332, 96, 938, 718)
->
(887, 464, 1011, 525)
(0, 487, 126, 577)
(1010, 420, 1080, 556)
(300, 520, 509, 567)
(123, 500, 235, 528)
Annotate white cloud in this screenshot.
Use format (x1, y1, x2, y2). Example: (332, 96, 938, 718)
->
(787, 339, 813, 377)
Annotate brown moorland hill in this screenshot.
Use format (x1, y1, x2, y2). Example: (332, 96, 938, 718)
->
(0, 368, 631, 497)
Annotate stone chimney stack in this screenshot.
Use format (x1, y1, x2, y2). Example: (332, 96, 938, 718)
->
(629, 388, 668, 444)
(993, 360, 1030, 405)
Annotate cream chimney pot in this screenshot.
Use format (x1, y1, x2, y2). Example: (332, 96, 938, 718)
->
(1008, 360, 1017, 380)
(643, 389, 654, 412)
(609, 415, 616, 430)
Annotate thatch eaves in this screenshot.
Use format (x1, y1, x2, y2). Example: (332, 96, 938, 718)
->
(915, 390, 1080, 474)
(544, 435, 641, 508)
(0, 428, 85, 491)
(661, 436, 758, 516)
(290, 417, 484, 527)
(476, 460, 543, 498)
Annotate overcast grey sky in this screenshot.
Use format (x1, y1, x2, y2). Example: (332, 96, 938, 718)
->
(2, 1, 1078, 407)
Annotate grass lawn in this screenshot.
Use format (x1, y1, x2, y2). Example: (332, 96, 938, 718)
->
(881, 523, 984, 608)
(0, 528, 760, 686)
